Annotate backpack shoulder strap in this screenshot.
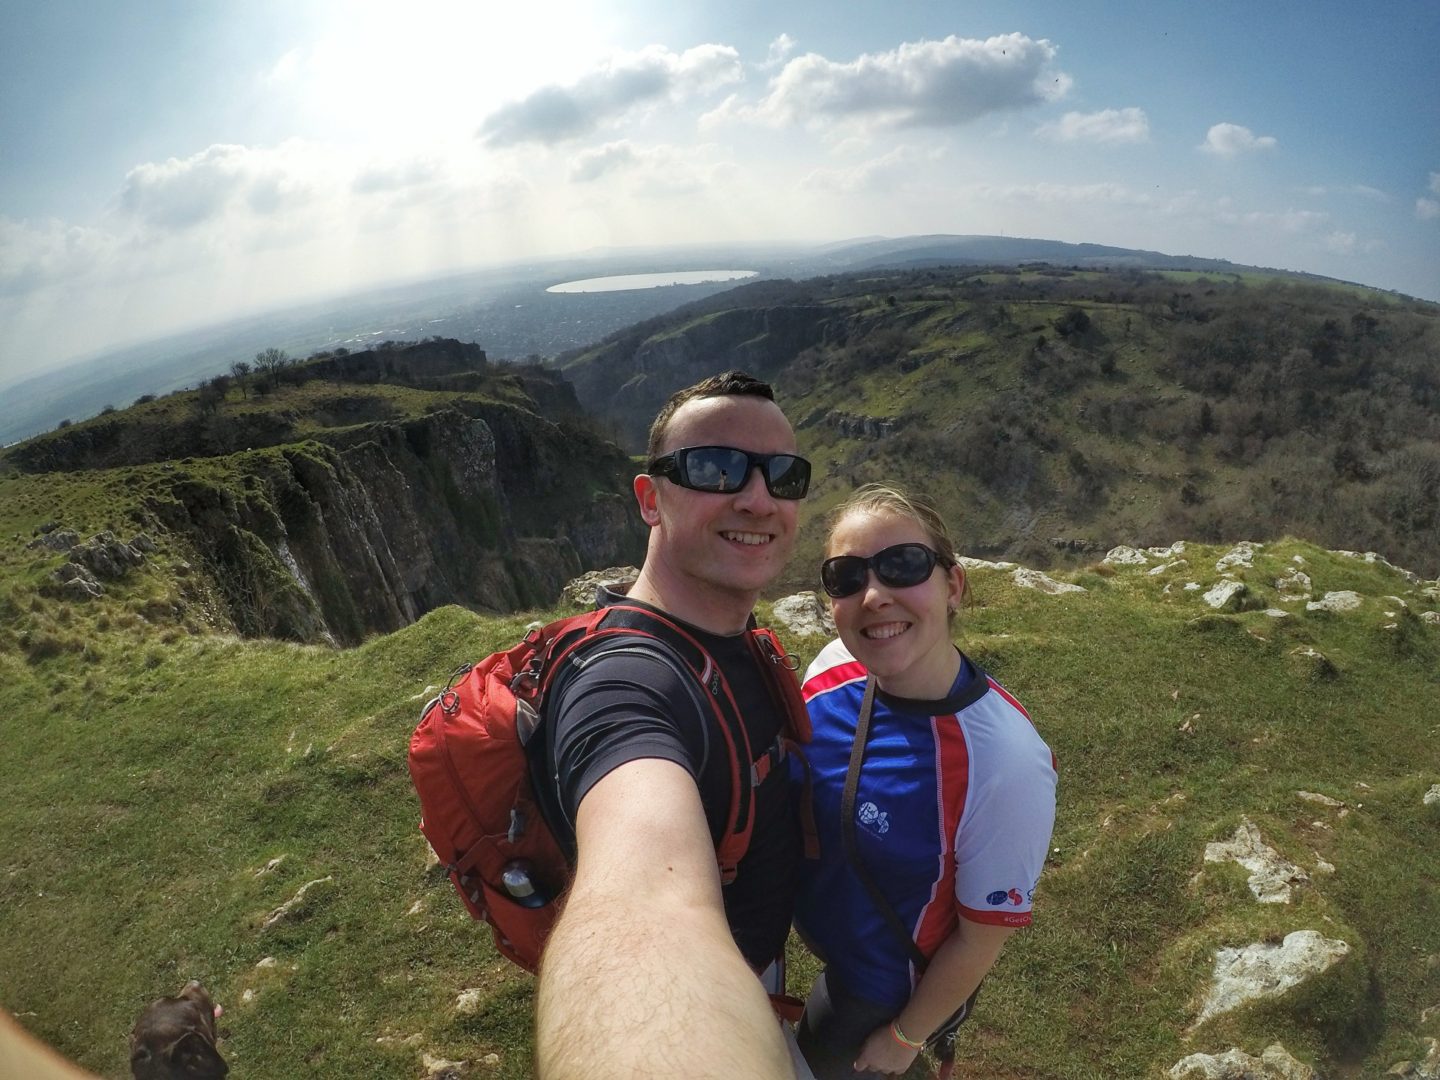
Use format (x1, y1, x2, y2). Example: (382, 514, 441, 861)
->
(542, 603, 759, 884)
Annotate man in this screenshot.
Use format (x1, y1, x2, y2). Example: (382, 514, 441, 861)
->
(534, 371, 809, 1079)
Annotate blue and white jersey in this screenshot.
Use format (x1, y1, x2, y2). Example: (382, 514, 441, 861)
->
(794, 638, 1058, 1008)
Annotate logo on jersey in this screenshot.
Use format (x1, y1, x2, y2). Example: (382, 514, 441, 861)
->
(857, 801, 890, 835)
(986, 888, 1025, 907)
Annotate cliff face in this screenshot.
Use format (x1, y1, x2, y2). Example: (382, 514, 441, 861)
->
(143, 407, 645, 645)
(564, 305, 839, 451)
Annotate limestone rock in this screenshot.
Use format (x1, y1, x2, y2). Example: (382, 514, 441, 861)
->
(1011, 568, 1085, 595)
(1386, 1037, 1440, 1079)
(1203, 580, 1247, 611)
(1262, 609, 1290, 618)
(1275, 568, 1312, 601)
(1421, 611, 1440, 626)
(958, 555, 1017, 571)
(1196, 930, 1350, 1024)
(770, 592, 835, 638)
(1333, 549, 1421, 584)
(1215, 541, 1262, 573)
(260, 875, 335, 930)
(52, 562, 104, 599)
(69, 531, 146, 580)
(560, 566, 639, 609)
(1424, 785, 1440, 808)
(26, 528, 79, 553)
(1170, 1043, 1316, 1079)
(422, 1051, 469, 1078)
(1306, 591, 1362, 613)
(1104, 545, 1150, 566)
(1204, 818, 1309, 903)
(1150, 541, 1188, 557)
(1150, 560, 1188, 576)
(1296, 791, 1344, 809)
(454, 988, 484, 1014)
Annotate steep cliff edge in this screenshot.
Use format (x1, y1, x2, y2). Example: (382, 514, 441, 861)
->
(141, 406, 643, 644)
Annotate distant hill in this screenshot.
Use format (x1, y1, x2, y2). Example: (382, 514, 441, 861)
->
(6, 234, 1401, 448)
(560, 263, 1440, 582)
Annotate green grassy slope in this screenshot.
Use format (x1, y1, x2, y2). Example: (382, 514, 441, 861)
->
(2, 540, 1437, 1078)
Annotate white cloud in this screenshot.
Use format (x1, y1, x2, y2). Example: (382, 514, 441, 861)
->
(351, 157, 443, 195)
(477, 44, 744, 147)
(1038, 107, 1149, 144)
(1200, 122, 1277, 156)
(0, 217, 121, 296)
(801, 146, 941, 194)
(765, 34, 798, 68)
(1324, 231, 1357, 254)
(570, 141, 640, 182)
(1418, 198, 1440, 221)
(740, 33, 1071, 130)
(120, 141, 330, 230)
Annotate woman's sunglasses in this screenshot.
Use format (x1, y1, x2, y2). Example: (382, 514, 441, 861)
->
(820, 543, 954, 599)
(647, 445, 812, 501)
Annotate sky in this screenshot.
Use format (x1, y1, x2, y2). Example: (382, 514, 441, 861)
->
(2, 0, 1437, 388)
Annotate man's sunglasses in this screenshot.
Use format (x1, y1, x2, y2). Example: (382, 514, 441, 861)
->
(820, 542, 954, 599)
(647, 445, 812, 501)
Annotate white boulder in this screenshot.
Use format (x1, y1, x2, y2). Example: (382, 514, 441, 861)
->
(1011, 568, 1086, 595)
(1215, 541, 1262, 573)
(770, 592, 836, 638)
(1204, 818, 1308, 903)
(1203, 580, 1248, 610)
(1196, 930, 1350, 1024)
(1306, 591, 1362, 613)
(1104, 545, 1150, 566)
(1169, 1044, 1316, 1079)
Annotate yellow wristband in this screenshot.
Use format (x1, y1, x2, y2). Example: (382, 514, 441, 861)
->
(889, 1020, 924, 1051)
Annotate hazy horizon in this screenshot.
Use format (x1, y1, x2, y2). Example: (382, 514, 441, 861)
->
(3, 0, 1437, 389)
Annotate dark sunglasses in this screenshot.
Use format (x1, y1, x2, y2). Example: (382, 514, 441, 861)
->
(647, 445, 812, 500)
(821, 542, 954, 599)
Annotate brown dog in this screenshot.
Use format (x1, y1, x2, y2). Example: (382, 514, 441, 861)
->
(129, 981, 228, 1079)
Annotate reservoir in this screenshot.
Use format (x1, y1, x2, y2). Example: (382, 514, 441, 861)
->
(547, 270, 758, 294)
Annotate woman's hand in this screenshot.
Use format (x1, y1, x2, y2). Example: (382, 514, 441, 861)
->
(853, 1023, 921, 1075)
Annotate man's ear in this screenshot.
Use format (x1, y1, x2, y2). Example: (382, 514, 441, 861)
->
(633, 473, 661, 527)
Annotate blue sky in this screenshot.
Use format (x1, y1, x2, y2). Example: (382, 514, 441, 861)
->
(2, 0, 1437, 387)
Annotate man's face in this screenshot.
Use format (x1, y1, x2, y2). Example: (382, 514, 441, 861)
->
(637, 394, 801, 602)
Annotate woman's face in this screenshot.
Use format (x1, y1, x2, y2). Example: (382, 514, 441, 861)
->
(825, 508, 965, 700)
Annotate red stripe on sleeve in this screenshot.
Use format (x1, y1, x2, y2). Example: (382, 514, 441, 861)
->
(959, 904, 1034, 928)
(802, 659, 868, 701)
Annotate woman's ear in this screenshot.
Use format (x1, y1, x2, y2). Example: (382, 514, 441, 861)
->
(633, 473, 661, 526)
(946, 563, 966, 613)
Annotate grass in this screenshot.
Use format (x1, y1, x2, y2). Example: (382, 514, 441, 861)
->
(0, 539, 1436, 1077)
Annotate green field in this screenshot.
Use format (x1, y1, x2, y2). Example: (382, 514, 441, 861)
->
(3, 537, 1437, 1078)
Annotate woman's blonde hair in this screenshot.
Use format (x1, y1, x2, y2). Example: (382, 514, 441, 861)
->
(826, 483, 971, 617)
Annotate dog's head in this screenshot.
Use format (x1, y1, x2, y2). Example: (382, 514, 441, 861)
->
(129, 981, 228, 1080)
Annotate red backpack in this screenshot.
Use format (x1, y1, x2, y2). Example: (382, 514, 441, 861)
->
(407, 602, 811, 974)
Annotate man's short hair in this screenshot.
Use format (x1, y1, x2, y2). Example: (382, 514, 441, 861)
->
(646, 370, 776, 459)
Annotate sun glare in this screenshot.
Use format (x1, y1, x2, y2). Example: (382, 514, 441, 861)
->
(289, 0, 615, 150)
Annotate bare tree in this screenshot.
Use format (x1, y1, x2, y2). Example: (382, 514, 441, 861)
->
(254, 347, 289, 388)
(230, 360, 252, 399)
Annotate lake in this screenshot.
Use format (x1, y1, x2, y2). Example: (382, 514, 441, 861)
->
(546, 270, 758, 294)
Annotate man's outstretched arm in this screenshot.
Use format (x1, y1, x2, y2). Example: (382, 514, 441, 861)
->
(534, 758, 794, 1080)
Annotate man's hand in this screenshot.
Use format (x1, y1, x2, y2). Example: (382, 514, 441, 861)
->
(534, 758, 794, 1079)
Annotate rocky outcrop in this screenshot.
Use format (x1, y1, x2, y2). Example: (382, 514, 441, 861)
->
(143, 407, 645, 644)
(1170, 1044, 1316, 1080)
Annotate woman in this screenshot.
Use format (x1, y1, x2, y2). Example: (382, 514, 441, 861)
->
(794, 484, 1058, 1079)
